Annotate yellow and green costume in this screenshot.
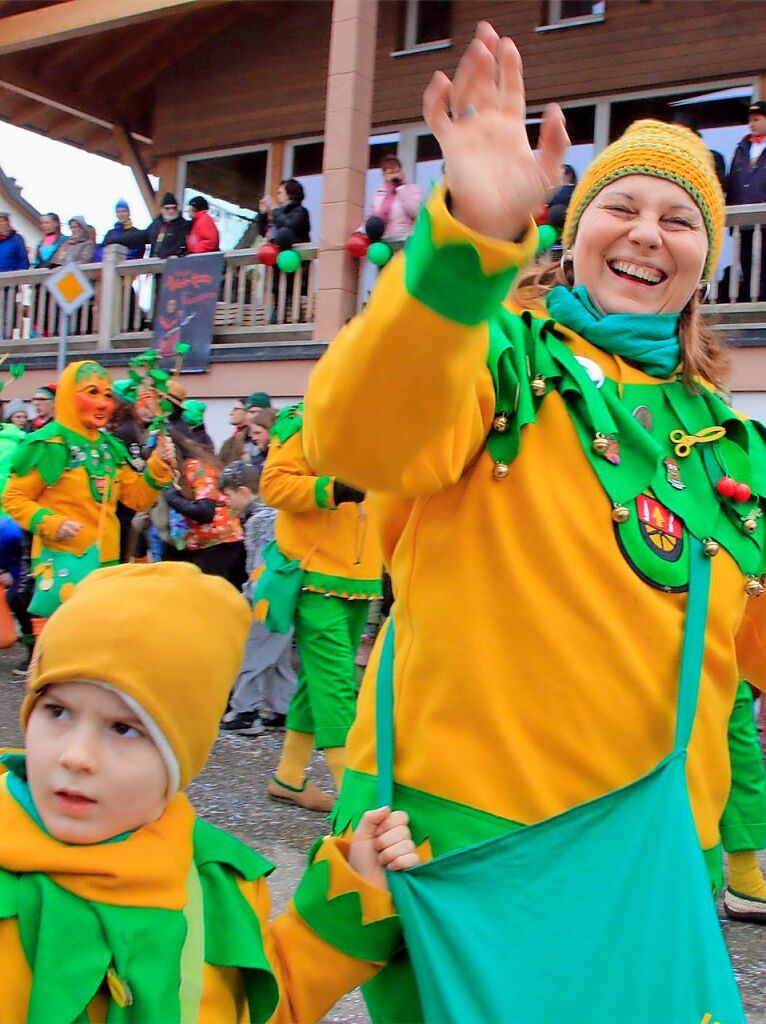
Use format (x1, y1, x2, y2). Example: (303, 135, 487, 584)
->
(0, 755, 401, 1023)
(2, 361, 170, 615)
(302, 186, 766, 1018)
(259, 406, 382, 751)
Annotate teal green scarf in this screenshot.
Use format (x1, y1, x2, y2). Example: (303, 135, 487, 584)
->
(545, 285, 681, 379)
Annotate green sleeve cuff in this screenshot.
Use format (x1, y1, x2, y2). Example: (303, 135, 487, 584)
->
(293, 837, 401, 963)
(143, 457, 172, 490)
(403, 185, 538, 326)
(29, 508, 54, 533)
(315, 475, 335, 509)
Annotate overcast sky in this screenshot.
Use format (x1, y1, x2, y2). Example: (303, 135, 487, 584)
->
(0, 121, 154, 236)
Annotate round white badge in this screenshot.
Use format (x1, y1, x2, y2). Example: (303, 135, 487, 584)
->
(575, 356, 605, 389)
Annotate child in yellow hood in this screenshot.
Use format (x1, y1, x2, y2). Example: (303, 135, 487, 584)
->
(2, 360, 175, 617)
(0, 561, 418, 1022)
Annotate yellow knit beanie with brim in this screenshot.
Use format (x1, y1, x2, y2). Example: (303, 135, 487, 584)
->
(21, 563, 250, 793)
(562, 119, 725, 280)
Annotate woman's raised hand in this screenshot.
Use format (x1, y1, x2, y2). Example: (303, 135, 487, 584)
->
(423, 22, 569, 241)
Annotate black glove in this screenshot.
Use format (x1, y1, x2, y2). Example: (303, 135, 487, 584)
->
(333, 481, 365, 505)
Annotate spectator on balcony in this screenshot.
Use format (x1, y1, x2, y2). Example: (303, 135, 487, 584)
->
(366, 154, 422, 240)
(186, 196, 220, 254)
(101, 198, 144, 259)
(726, 101, 766, 302)
(59, 216, 96, 264)
(33, 213, 67, 269)
(0, 212, 29, 272)
(258, 181, 311, 325)
(0, 212, 28, 339)
(146, 193, 190, 259)
(257, 180, 311, 245)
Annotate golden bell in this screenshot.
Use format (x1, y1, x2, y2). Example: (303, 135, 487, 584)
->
(743, 515, 759, 534)
(703, 538, 720, 557)
(531, 375, 546, 397)
(611, 504, 630, 523)
(492, 413, 510, 434)
(592, 434, 610, 455)
(745, 576, 764, 598)
(492, 461, 509, 481)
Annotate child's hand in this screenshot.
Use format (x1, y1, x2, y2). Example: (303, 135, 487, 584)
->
(349, 806, 419, 890)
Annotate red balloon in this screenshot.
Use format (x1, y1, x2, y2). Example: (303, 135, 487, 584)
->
(258, 242, 279, 266)
(733, 482, 752, 503)
(716, 476, 737, 499)
(346, 233, 369, 259)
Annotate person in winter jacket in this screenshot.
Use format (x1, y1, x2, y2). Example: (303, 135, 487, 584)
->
(145, 193, 190, 259)
(365, 155, 422, 239)
(186, 196, 220, 254)
(257, 180, 311, 245)
(0, 212, 29, 337)
(0, 560, 418, 1022)
(101, 199, 144, 259)
(0, 213, 29, 272)
(59, 217, 96, 264)
(33, 213, 67, 269)
(726, 101, 766, 302)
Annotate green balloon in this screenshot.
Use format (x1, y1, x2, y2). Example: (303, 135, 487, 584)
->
(536, 224, 559, 254)
(367, 241, 393, 267)
(276, 249, 301, 273)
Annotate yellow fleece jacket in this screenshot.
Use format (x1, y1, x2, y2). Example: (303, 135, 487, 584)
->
(260, 428, 382, 598)
(303, 187, 766, 853)
(2, 362, 170, 563)
(0, 773, 395, 1023)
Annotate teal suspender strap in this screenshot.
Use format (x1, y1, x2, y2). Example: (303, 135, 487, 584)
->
(673, 536, 712, 755)
(375, 538, 711, 807)
(375, 622, 396, 809)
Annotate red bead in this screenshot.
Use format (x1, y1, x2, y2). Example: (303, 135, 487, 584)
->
(733, 482, 752, 503)
(716, 476, 737, 498)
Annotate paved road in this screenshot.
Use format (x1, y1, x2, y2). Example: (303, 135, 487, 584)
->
(0, 645, 763, 1022)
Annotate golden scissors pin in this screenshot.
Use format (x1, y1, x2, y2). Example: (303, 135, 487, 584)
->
(669, 426, 726, 458)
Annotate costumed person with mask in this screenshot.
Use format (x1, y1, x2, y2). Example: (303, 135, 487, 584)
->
(301, 23, 765, 1023)
(256, 404, 383, 812)
(0, 408, 34, 675)
(0, 561, 419, 1021)
(2, 360, 174, 620)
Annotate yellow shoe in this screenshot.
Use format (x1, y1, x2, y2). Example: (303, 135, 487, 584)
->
(267, 776, 334, 813)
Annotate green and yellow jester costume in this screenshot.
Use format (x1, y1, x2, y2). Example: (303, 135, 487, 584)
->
(257, 405, 382, 799)
(301, 181, 766, 1019)
(2, 361, 171, 615)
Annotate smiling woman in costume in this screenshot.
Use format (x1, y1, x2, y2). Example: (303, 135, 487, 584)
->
(298, 22, 764, 1024)
(3, 360, 174, 617)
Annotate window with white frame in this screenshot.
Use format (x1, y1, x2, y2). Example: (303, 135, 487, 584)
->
(539, 0, 606, 30)
(395, 0, 452, 53)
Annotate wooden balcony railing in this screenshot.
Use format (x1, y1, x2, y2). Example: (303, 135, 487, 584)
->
(1, 205, 765, 356)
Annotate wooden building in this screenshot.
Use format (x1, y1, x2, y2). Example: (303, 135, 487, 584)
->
(0, 0, 765, 427)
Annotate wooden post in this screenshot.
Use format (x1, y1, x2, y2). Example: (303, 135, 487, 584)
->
(98, 245, 127, 350)
(269, 140, 286, 202)
(155, 156, 180, 215)
(313, 0, 378, 343)
(113, 124, 157, 214)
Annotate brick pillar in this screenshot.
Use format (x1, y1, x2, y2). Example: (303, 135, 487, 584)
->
(313, 0, 378, 343)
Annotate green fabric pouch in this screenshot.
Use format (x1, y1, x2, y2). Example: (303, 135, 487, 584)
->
(377, 541, 746, 1024)
(29, 544, 102, 618)
(252, 540, 305, 634)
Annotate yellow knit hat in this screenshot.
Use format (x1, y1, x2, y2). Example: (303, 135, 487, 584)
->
(22, 563, 250, 791)
(562, 120, 725, 279)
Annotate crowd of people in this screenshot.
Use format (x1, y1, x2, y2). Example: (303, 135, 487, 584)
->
(0, 22, 765, 1022)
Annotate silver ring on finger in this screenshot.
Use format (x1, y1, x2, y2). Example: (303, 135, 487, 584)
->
(453, 103, 477, 121)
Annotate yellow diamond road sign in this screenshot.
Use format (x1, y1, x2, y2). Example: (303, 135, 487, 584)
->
(45, 262, 95, 315)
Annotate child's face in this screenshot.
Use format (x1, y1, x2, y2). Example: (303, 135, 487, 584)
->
(25, 682, 168, 844)
(223, 486, 253, 514)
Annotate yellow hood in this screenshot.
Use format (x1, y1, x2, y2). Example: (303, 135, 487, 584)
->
(54, 360, 112, 441)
